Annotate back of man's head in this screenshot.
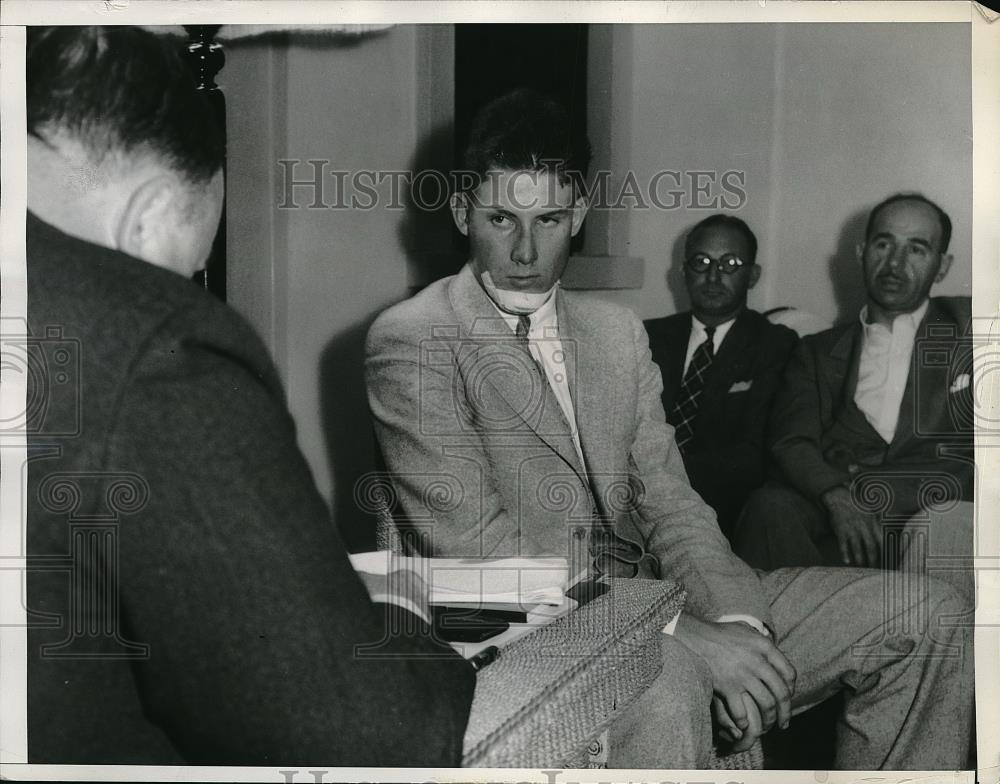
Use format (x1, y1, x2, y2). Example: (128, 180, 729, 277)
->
(460, 89, 592, 194)
(27, 26, 225, 276)
(28, 26, 223, 185)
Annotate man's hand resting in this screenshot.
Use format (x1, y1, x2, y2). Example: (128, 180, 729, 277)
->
(822, 485, 882, 567)
(675, 614, 796, 751)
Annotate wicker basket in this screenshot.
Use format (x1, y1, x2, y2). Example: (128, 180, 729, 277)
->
(463, 578, 685, 767)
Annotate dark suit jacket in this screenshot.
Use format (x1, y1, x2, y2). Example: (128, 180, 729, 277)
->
(769, 296, 974, 518)
(25, 212, 473, 765)
(644, 309, 798, 534)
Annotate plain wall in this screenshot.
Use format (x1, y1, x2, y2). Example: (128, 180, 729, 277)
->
(590, 23, 973, 325)
(224, 27, 454, 550)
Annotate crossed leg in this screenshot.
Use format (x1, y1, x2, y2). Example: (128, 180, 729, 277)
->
(761, 567, 973, 769)
(607, 633, 714, 768)
(897, 501, 975, 612)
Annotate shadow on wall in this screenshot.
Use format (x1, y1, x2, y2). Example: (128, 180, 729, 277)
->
(827, 208, 868, 325)
(319, 316, 382, 553)
(319, 121, 463, 553)
(664, 229, 691, 315)
(664, 209, 869, 325)
(397, 118, 465, 291)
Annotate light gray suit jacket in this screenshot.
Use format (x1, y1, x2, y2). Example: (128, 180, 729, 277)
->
(366, 263, 770, 624)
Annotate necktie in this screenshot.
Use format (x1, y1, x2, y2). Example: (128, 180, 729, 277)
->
(514, 312, 545, 376)
(515, 313, 532, 345)
(671, 325, 716, 452)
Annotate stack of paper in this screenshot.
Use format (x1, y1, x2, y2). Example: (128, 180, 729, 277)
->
(349, 552, 570, 606)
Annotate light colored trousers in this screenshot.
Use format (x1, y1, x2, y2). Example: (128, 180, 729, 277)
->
(897, 501, 976, 611)
(610, 565, 973, 770)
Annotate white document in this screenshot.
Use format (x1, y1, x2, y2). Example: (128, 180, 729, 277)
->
(348, 552, 570, 605)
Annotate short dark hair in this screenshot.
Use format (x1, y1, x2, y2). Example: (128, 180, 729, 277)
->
(865, 193, 952, 254)
(460, 89, 591, 193)
(684, 214, 758, 264)
(27, 26, 224, 185)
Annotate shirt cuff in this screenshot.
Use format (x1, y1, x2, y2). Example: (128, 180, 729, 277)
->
(373, 595, 430, 625)
(717, 613, 770, 637)
(661, 610, 682, 636)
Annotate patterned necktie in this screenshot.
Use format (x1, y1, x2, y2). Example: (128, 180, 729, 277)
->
(515, 313, 532, 345)
(671, 325, 716, 452)
(515, 313, 544, 375)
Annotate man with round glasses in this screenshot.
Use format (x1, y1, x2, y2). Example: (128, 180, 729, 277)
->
(644, 215, 798, 540)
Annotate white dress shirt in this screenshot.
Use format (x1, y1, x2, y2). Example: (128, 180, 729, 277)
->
(683, 315, 737, 375)
(493, 291, 586, 467)
(855, 300, 928, 444)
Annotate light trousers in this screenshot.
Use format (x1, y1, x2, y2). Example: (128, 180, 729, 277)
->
(609, 566, 973, 770)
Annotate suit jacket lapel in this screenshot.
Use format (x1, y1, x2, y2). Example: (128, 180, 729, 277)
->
(891, 360, 917, 454)
(658, 315, 691, 415)
(834, 320, 901, 446)
(700, 310, 753, 401)
(890, 300, 941, 452)
(828, 323, 861, 411)
(558, 291, 620, 512)
(448, 266, 583, 474)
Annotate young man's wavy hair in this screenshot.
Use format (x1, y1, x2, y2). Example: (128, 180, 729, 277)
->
(459, 88, 592, 195)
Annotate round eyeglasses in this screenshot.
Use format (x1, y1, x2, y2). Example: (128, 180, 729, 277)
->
(685, 254, 747, 275)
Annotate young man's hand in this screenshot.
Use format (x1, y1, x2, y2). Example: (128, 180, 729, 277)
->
(714, 693, 764, 752)
(675, 615, 796, 747)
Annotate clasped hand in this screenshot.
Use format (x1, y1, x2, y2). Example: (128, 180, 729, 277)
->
(675, 614, 796, 752)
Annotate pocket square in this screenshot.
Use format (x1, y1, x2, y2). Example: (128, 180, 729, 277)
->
(950, 373, 970, 393)
(728, 380, 753, 393)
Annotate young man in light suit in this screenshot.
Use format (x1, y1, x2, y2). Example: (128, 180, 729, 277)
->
(366, 90, 972, 769)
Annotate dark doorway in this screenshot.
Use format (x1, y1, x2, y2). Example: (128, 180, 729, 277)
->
(454, 24, 588, 165)
(453, 24, 589, 257)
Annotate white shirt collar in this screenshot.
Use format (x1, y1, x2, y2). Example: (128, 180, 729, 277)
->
(691, 313, 737, 350)
(859, 299, 929, 334)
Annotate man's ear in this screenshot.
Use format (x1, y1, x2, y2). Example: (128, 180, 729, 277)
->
(570, 194, 589, 237)
(450, 191, 470, 237)
(115, 174, 178, 267)
(935, 252, 954, 282)
(747, 263, 762, 290)
(855, 242, 866, 264)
